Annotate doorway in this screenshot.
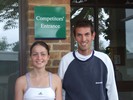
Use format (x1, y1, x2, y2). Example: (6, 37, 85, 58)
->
(71, 6, 133, 100)
(0, 0, 19, 100)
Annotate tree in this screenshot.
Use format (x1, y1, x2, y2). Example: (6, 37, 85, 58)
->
(0, 37, 9, 51)
(12, 41, 19, 51)
(0, 0, 19, 51)
(0, 0, 18, 30)
(0, 37, 19, 51)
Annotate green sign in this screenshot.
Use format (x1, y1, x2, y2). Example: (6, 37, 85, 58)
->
(34, 6, 66, 39)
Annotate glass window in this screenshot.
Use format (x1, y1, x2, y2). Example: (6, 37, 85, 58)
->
(71, 3, 133, 100)
(0, 0, 19, 100)
(98, 8, 133, 81)
(71, 0, 89, 3)
(71, 0, 127, 4)
(71, 7, 94, 50)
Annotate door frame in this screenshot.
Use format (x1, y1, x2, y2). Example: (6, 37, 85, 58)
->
(19, 0, 28, 75)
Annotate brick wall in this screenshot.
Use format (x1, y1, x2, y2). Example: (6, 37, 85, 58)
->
(27, 0, 70, 73)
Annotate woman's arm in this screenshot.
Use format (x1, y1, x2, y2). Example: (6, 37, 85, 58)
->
(54, 74, 62, 100)
(15, 76, 25, 100)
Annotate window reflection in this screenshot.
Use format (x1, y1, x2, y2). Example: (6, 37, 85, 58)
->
(125, 9, 133, 53)
(71, 3, 133, 99)
(71, 7, 94, 50)
(0, 0, 19, 100)
(98, 8, 110, 51)
(71, 0, 88, 3)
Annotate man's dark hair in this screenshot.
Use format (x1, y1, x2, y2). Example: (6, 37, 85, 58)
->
(73, 19, 94, 36)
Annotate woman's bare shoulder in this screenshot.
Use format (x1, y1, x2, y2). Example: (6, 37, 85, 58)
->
(52, 73, 61, 82)
(15, 74, 27, 89)
(50, 73, 62, 88)
(16, 75, 26, 82)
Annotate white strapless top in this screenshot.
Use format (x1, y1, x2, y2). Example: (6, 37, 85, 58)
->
(23, 72, 55, 100)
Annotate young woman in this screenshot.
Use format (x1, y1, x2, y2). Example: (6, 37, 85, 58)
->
(15, 41, 62, 100)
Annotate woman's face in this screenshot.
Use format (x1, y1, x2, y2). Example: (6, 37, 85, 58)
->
(30, 44, 50, 69)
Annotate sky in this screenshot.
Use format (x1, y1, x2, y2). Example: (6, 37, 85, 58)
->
(125, 9, 133, 53)
(0, 22, 19, 44)
(126, 19, 133, 53)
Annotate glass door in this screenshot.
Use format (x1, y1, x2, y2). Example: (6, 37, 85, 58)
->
(0, 0, 19, 100)
(71, 5, 133, 100)
(98, 8, 133, 100)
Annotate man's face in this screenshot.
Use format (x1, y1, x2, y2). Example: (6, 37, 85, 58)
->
(75, 27, 95, 55)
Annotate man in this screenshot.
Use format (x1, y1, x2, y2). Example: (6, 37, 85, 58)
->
(58, 19, 119, 100)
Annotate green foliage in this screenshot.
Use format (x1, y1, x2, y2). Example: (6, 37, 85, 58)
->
(12, 41, 19, 51)
(0, 0, 19, 51)
(0, 37, 9, 50)
(0, 37, 19, 51)
(0, 0, 18, 30)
